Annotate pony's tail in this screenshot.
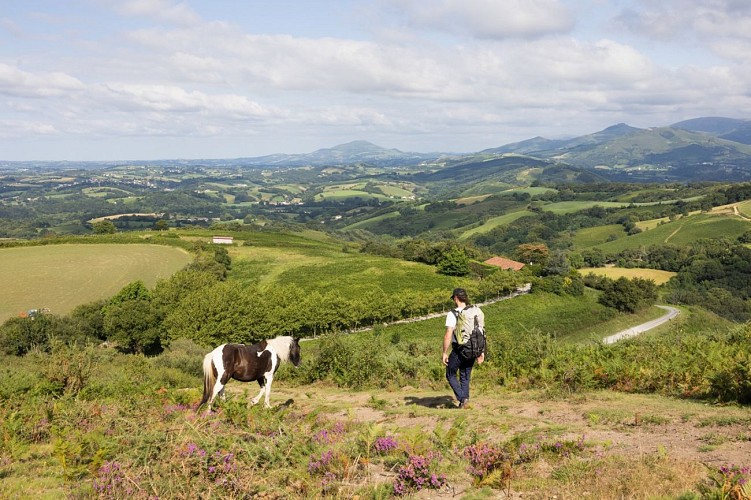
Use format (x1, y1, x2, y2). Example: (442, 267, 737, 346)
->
(198, 353, 215, 408)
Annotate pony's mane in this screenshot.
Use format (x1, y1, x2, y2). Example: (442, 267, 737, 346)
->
(265, 335, 294, 362)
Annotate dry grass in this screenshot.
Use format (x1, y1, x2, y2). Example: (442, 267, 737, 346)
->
(580, 267, 677, 285)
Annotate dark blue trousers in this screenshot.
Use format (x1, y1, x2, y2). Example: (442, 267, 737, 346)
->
(446, 349, 475, 403)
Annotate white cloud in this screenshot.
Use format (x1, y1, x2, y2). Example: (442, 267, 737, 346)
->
(2, 0, 751, 160)
(615, 0, 751, 41)
(396, 0, 575, 39)
(0, 63, 84, 97)
(112, 0, 201, 26)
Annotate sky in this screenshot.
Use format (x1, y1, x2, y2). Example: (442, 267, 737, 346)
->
(1, 0, 751, 161)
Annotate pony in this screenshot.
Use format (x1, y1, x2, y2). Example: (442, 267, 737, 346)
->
(198, 336, 301, 411)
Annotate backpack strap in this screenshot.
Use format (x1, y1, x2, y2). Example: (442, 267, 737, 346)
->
(451, 308, 462, 345)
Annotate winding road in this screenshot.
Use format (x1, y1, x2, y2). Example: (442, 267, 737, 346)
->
(602, 305, 681, 344)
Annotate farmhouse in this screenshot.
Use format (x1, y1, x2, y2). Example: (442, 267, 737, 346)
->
(484, 256, 526, 271)
(212, 236, 234, 245)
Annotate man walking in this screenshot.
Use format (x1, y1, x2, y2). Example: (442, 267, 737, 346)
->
(442, 288, 485, 409)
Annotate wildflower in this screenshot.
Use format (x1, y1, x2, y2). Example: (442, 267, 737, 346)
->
(374, 436, 399, 454)
(393, 453, 446, 496)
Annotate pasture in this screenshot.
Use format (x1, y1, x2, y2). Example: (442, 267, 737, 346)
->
(459, 211, 534, 239)
(579, 267, 677, 285)
(594, 213, 751, 253)
(0, 243, 191, 322)
(538, 200, 630, 214)
(227, 237, 462, 296)
(458, 180, 515, 197)
(314, 189, 388, 202)
(571, 224, 626, 248)
(341, 211, 401, 231)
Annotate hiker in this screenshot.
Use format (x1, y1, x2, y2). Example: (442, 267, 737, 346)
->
(442, 288, 485, 409)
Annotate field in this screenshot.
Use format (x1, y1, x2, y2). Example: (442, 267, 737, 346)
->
(539, 200, 630, 214)
(579, 267, 677, 285)
(459, 211, 534, 239)
(341, 211, 400, 231)
(738, 199, 751, 218)
(594, 212, 751, 253)
(314, 189, 388, 202)
(571, 224, 626, 248)
(0, 244, 192, 322)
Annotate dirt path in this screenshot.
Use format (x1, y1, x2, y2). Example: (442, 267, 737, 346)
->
(261, 384, 751, 472)
(734, 204, 751, 221)
(602, 305, 680, 344)
(664, 224, 683, 243)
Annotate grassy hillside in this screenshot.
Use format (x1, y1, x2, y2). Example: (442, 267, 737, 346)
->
(228, 241, 460, 296)
(593, 212, 750, 253)
(459, 210, 534, 239)
(572, 224, 626, 247)
(0, 243, 192, 322)
(1, 294, 747, 498)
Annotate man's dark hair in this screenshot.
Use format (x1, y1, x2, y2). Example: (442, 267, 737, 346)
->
(451, 288, 469, 303)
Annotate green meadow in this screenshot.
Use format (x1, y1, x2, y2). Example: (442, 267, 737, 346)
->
(314, 189, 388, 201)
(571, 224, 626, 248)
(341, 211, 400, 230)
(0, 243, 192, 322)
(594, 212, 751, 253)
(459, 210, 535, 239)
(539, 200, 630, 214)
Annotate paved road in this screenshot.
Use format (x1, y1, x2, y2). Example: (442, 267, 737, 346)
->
(602, 305, 680, 344)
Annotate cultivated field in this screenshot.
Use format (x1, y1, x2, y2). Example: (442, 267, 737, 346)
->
(0, 243, 192, 322)
(579, 267, 677, 285)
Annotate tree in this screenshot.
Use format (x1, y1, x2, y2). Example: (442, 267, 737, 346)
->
(213, 246, 232, 271)
(542, 250, 572, 276)
(581, 248, 606, 267)
(437, 247, 470, 276)
(153, 219, 169, 231)
(163, 281, 257, 346)
(92, 219, 116, 234)
(515, 243, 550, 265)
(104, 281, 162, 354)
(598, 277, 657, 313)
(110, 280, 151, 304)
(103, 300, 163, 355)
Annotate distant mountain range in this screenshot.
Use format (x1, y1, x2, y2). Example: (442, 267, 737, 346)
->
(235, 116, 751, 181)
(234, 140, 440, 168)
(4, 117, 751, 182)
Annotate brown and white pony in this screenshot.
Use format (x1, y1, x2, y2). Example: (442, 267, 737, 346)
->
(199, 336, 301, 410)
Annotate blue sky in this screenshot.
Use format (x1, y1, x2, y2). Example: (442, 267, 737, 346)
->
(1, 0, 750, 161)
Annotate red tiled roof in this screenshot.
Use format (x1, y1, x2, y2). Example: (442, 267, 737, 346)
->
(484, 256, 525, 271)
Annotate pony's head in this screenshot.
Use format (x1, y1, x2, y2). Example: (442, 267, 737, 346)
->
(268, 336, 302, 367)
(289, 337, 301, 367)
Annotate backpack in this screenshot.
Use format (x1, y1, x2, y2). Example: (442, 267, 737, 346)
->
(452, 305, 486, 360)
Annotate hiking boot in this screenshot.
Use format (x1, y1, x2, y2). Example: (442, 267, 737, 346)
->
(459, 399, 470, 409)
